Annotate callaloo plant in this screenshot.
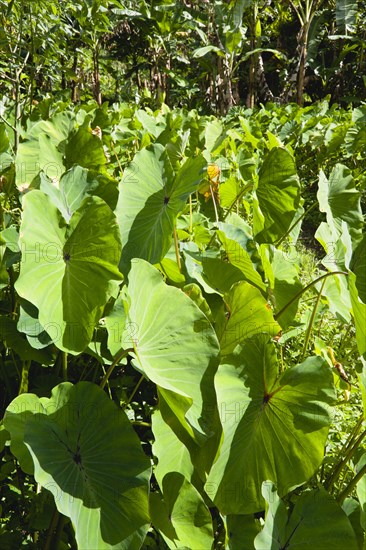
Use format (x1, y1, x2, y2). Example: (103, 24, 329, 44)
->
(0, 100, 365, 549)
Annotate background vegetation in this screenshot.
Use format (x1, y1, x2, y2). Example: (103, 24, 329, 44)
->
(1, 0, 366, 116)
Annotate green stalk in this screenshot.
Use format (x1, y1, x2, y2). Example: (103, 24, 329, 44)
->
(125, 374, 145, 407)
(300, 278, 325, 361)
(274, 271, 348, 321)
(337, 462, 366, 505)
(222, 183, 253, 221)
(110, 139, 123, 175)
(325, 428, 366, 491)
(18, 360, 31, 394)
(173, 224, 182, 272)
(52, 513, 66, 550)
(275, 202, 318, 247)
(210, 184, 219, 224)
(339, 415, 364, 459)
(100, 348, 133, 390)
(62, 352, 68, 381)
(44, 508, 59, 550)
(0, 356, 12, 401)
(324, 415, 364, 489)
(189, 195, 193, 234)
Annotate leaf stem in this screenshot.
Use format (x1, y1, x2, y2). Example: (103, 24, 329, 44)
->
(125, 374, 144, 406)
(189, 195, 193, 234)
(62, 352, 68, 381)
(210, 184, 219, 224)
(275, 202, 318, 247)
(173, 224, 182, 272)
(325, 427, 366, 491)
(110, 139, 123, 175)
(332, 414, 364, 469)
(222, 183, 252, 221)
(18, 360, 31, 394)
(0, 113, 16, 133)
(53, 513, 66, 550)
(131, 420, 151, 427)
(274, 271, 348, 321)
(300, 277, 325, 361)
(100, 348, 133, 390)
(44, 508, 59, 550)
(336, 462, 366, 505)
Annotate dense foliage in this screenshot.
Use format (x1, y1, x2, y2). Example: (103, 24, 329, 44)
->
(0, 0, 365, 549)
(0, 94, 365, 548)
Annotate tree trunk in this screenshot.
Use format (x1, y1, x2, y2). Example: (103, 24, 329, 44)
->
(247, 53, 257, 108)
(256, 54, 275, 103)
(246, 2, 258, 109)
(217, 56, 234, 115)
(296, 22, 309, 105)
(71, 53, 78, 103)
(93, 45, 102, 106)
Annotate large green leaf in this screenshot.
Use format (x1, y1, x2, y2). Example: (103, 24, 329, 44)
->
(200, 256, 245, 294)
(15, 114, 72, 188)
(152, 410, 196, 484)
(65, 123, 107, 170)
(36, 166, 119, 222)
(116, 144, 206, 273)
(151, 474, 214, 550)
(151, 411, 214, 549)
(255, 482, 359, 549)
(226, 514, 261, 550)
(315, 219, 353, 272)
(125, 259, 219, 443)
(350, 234, 366, 304)
(205, 335, 336, 514)
(217, 230, 266, 292)
(317, 164, 363, 246)
(336, 0, 357, 34)
(253, 147, 300, 243)
(3, 393, 40, 474)
(216, 281, 280, 356)
(349, 272, 366, 357)
(15, 191, 122, 353)
(0, 315, 52, 364)
(18, 299, 54, 350)
(155, 391, 222, 482)
(260, 245, 303, 329)
(5, 382, 151, 549)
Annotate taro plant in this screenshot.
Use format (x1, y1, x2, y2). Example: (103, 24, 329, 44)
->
(0, 99, 365, 549)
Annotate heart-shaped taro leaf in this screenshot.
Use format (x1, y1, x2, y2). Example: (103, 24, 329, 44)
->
(216, 281, 280, 356)
(317, 163, 363, 245)
(125, 259, 219, 444)
(115, 144, 206, 273)
(15, 190, 122, 353)
(255, 481, 359, 550)
(253, 147, 300, 244)
(5, 382, 151, 549)
(205, 334, 336, 514)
